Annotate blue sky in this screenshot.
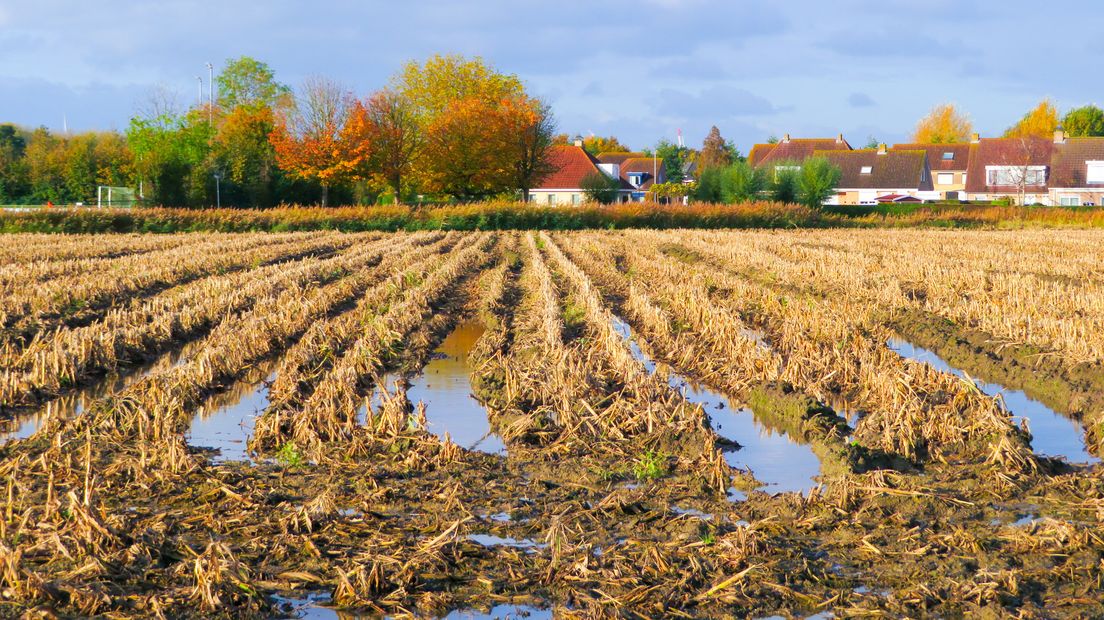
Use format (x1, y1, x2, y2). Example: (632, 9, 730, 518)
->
(2, 0, 1102, 152)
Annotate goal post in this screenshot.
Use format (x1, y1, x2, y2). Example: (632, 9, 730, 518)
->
(96, 186, 138, 207)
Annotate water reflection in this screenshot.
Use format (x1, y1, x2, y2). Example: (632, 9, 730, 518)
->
(887, 338, 1099, 464)
(187, 361, 277, 463)
(407, 320, 505, 455)
(610, 316, 823, 494)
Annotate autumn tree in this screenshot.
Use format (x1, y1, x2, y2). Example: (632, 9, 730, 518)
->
(1004, 99, 1059, 139)
(341, 90, 422, 203)
(212, 106, 279, 206)
(581, 135, 631, 156)
(912, 103, 973, 143)
(496, 95, 557, 201)
(270, 76, 352, 206)
(392, 54, 523, 124)
(698, 126, 734, 173)
(1062, 105, 1104, 137)
(421, 97, 508, 199)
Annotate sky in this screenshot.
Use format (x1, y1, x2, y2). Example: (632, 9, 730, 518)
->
(2, 0, 1103, 152)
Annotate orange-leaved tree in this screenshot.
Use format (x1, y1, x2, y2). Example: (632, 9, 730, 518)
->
(1004, 99, 1060, 139)
(340, 90, 421, 204)
(912, 103, 973, 143)
(421, 96, 509, 199)
(269, 76, 352, 206)
(495, 94, 557, 201)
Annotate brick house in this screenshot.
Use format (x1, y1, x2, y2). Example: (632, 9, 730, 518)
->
(1048, 131, 1104, 206)
(891, 142, 972, 200)
(817, 144, 934, 205)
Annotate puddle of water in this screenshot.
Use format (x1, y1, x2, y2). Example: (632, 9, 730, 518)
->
(609, 316, 823, 495)
(407, 320, 505, 455)
(887, 338, 1100, 464)
(187, 362, 277, 463)
(1, 344, 200, 446)
(467, 534, 547, 552)
(274, 592, 552, 620)
(671, 506, 714, 520)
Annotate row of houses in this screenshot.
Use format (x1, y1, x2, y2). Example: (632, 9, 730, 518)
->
(529, 141, 667, 205)
(530, 132, 1104, 207)
(747, 131, 1104, 206)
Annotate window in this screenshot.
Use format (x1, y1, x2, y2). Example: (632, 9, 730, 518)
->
(937, 173, 954, 185)
(1060, 196, 1082, 207)
(986, 166, 1046, 186)
(547, 194, 556, 205)
(571, 193, 581, 205)
(774, 165, 799, 180)
(942, 152, 955, 161)
(1087, 161, 1104, 184)
(860, 166, 872, 174)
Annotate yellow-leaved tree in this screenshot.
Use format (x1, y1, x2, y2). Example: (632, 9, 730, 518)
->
(1004, 99, 1060, 139)
(911, 103, 973, 143)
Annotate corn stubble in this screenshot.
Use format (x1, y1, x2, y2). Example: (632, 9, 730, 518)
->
(0, 230, 1102, 618)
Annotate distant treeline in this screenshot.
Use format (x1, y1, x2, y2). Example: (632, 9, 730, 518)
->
(3, 202, 1104, 234)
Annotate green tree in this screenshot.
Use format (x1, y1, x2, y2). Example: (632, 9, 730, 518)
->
(796, 156, 841, 209)
(0, 124, 29, 202)
(217, 56, 291, 112)
(694, 166, 724, 202)
(769, 162, 800, 203)
(1062, 105, 1104, 137)
(722, 160, 768, 203)
(580, 170, 621, 204)
(655, 139, 691, 183)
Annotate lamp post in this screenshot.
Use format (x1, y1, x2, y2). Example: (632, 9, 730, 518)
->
(213, 171, 221, 208)
(205, 62, 214, 124)
(196, 76, 203, 107)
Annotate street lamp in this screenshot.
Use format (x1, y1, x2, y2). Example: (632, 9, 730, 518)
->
(205, 62, 214, 124)
(213, 171, 221, 208)
(196, 76, 203, 107)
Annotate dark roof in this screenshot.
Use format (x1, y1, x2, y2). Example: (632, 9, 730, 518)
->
(964, 137, 1054, 193)
(1050, 137, 1104, 188)
(815, 149, 931, 190)
(536, 145, 604, 190)
(596, 152, 646, 166)
(750, 137, 852, 168)
(618, 157, 665, 190)
(891, 143, 972, 172)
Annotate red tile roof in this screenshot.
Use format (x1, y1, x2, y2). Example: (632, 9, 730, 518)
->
(536, 145, 604, 190)
(1050, 137, 1104, 188)
(816, 149, 931, 191)
(964, 137, 1054, 193)
(750, 137, 852, 168)
(891, 143, 972, 172)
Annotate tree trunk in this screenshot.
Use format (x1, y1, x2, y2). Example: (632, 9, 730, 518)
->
(321, 183, 329, 208)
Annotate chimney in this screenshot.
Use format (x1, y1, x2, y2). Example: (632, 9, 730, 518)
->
(782, 133, 791, 143)
(573, 139, 583, 148)
(970, 133, 980, 144)
(1054, 128, 1067, 144)
(836, 133, 844, 144)
(877, 143, 887, 155)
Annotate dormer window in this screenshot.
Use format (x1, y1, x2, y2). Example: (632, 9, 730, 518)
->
(860, 166, 873, 174)
(627, 172, 646, 187)
(942, 152, 955, 161)
(1087, 161, 1104, 183)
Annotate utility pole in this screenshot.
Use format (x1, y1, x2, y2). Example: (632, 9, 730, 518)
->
(206, 62, 214, 125)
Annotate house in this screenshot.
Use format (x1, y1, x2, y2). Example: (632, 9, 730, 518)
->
(749, 134, 853, 171)
(598, 153, 666, 201)
(529, 143, 637, 205)
(817, 145, 934, 205)
(891, 142, 972, 200)
(964, 135, 1055, 205)
(1048, 130, 1104, 207)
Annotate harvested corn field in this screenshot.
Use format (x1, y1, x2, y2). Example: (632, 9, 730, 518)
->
(1, 229, 1103, 618)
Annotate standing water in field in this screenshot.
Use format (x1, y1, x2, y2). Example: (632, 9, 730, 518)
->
(887, 338, 1099, 464)
(610, 316, 823, 494)
(187, 361, 277, 463)
(407, 320, 506, 455)
(272, 591, 551, 620)
(1, 342, 203, 446)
